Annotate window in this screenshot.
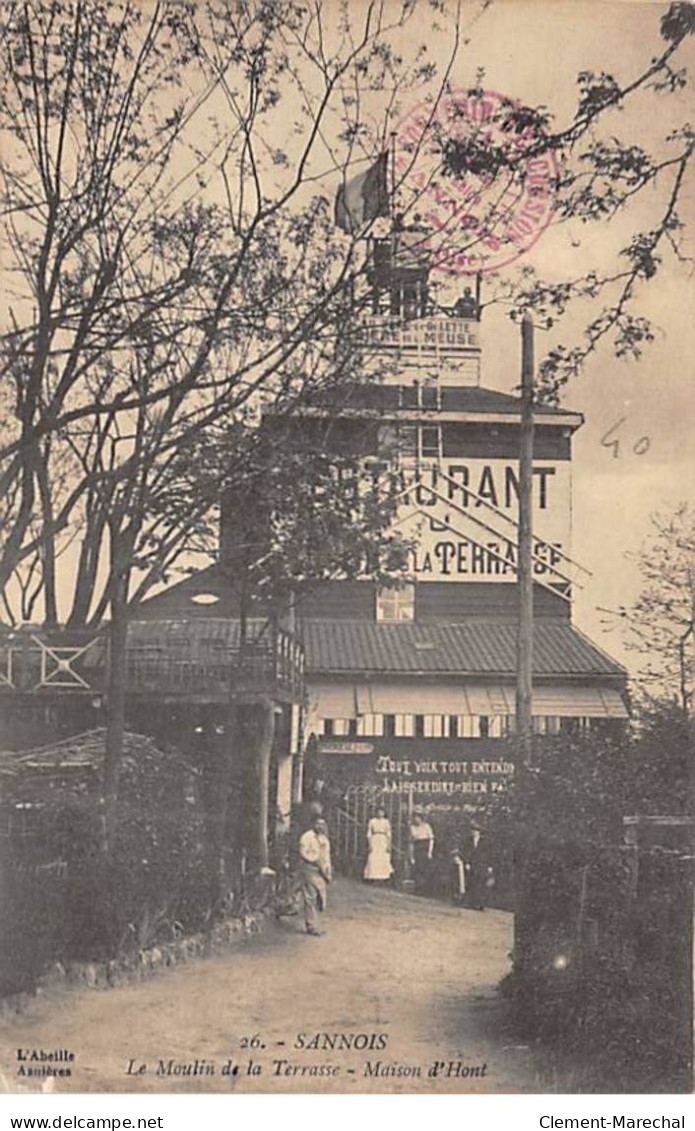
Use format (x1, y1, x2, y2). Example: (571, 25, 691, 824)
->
(400, 386, 419, 410)
(420, 385, 440, 411)
(400, 423, 419, 459)
(389, 278, 429, 320)
(358, 713, 384, 737)
(376, 583, 415, 623)
(377, 423, 441, 464)
(356, 712, 510, 739)
(395, 714, 415, 737)
(424, 715, 445, 738)
(398, 385, 440, 412)
(420, 425, 442, 460)
(323, 718, 334, 737)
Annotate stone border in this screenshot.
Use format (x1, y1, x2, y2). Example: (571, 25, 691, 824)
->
(0, 910, 272, 1018)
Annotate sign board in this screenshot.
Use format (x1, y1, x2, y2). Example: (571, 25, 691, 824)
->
(318, 740, 375, 755)
(314, 740, 516, 814)
(397, 459, 571, 584)
(375, 752, 514, 810)
(360, 316, 480, 383)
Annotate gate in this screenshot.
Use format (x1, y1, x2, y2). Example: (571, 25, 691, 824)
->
(333, 784, 413, 880)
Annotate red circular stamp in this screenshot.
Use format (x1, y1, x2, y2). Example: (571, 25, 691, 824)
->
(394, 89, 558, 275)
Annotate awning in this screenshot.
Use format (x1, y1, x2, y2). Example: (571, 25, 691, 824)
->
(463, 685, 516, 715)
(530, 686, 628, 718)
(308, 680, 627, 720)
(355, 684, 375, 715)
(365, 683, 467, 716)
(308, 683, 357, 719)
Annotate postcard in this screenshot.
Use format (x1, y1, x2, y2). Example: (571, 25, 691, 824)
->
(0, 0, 693, 1096)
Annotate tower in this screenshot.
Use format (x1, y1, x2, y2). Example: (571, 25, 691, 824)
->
(294, 232, 627, 871)
(133, 225, 628, 883)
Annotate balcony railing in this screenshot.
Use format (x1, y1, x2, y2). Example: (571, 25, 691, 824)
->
(0, 620, 305, 704)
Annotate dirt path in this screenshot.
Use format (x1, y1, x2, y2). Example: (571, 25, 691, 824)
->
(1, 880, 547, 1093)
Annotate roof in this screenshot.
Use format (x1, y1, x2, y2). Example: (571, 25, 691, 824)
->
(285, 383, 582, 426)
(0, 728, 199, 802)
(127, 616, 265, 645)
(440, 386, 573, 417)
(303, 620, 625, 680)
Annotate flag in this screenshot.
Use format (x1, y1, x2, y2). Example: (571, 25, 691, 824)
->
(335, 152, 389, 233)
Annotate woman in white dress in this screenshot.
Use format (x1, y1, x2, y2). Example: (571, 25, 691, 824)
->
(363, 806, 393, 882)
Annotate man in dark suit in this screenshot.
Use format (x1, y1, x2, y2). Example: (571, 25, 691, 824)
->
(463, 823, 495, 911)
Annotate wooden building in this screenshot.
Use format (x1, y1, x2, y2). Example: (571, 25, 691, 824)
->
(132, 249, 627, 878)
(0, 615, 304, 876)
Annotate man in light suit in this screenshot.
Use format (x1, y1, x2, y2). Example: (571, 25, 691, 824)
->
(298, 815, 332, 936)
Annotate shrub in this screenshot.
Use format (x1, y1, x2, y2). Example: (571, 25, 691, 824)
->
(0, 730, 210, 992)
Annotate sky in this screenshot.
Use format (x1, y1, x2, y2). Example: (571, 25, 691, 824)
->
(430, 0, 695, 674)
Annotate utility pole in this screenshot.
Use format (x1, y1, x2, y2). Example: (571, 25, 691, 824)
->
(512, 312, 536, 1000)
(517, 312, 535, 767)
(389, 130, 397, 220)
